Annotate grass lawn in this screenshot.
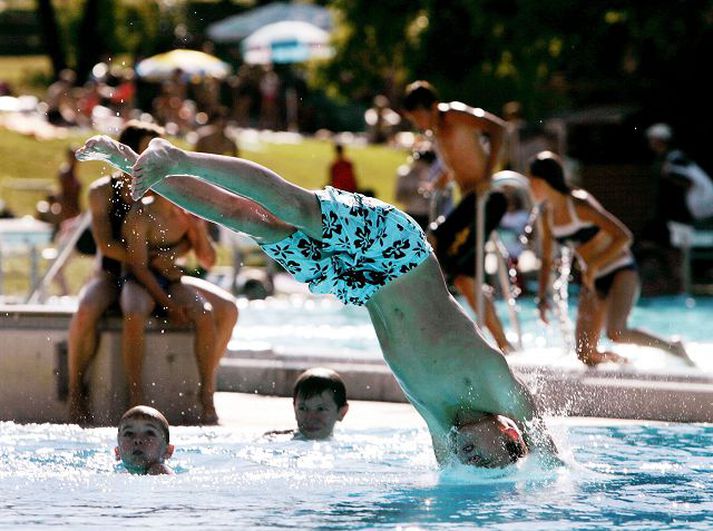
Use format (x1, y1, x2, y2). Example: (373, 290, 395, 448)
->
(0, 126, 411, 298)
(0, 55, 52, 98)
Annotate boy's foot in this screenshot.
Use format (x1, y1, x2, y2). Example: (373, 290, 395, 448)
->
(68, 391, 92, 426)
(75, 135, 136, 173)
(131, 138, 178, 200)
(199, 405, 219, 426)
(580, 350, 628, 366)
(672, 340, 696, 367)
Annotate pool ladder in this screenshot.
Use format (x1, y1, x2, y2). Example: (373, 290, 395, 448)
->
(473, 170, 574, 352)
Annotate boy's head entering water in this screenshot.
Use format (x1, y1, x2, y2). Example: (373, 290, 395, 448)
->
(292, 368, 349, 440)
(450, 414, 528, 468)
(115, 405, 174, 474)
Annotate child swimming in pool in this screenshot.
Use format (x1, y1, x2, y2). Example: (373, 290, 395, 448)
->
(264, 368, 350, 440)
(115, 405, 174, 475)
(77, 136, 558, 469)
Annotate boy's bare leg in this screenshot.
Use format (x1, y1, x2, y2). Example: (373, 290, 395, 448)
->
(76, 136, 312, 243)
(170, 284, 219, 424)
(120, 281, 156, 406)
(132, 138, 323, 239)
(183, 276, 239, 380)
(68, 276, 118, 423)
(153, 176, 296, 244)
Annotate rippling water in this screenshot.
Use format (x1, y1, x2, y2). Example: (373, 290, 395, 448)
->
(1, 421, 712, 528)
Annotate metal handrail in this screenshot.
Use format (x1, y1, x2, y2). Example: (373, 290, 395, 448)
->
(26, 211, 92, 304)
(475, 170, 531, 347)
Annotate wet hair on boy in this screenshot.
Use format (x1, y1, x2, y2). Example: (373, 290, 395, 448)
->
(115, 405, 174, 475)
(264, 368, 349, 440)
(293, 367, 347, 407)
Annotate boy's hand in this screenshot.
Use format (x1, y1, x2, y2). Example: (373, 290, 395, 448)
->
(165, 301, 191, 326)
(132, 138, 183, 200)
(75, 135, 137, 174)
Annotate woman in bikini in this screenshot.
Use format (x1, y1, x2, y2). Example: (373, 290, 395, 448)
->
(528, 151, 692, 366)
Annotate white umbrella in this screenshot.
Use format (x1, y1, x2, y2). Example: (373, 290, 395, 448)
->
(241, 20, 334, 65)
(135, 49, 232, 80)
(207, 2, 333, 43)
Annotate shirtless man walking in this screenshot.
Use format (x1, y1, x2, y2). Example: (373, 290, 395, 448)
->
(402, 81, 513, 353)
(76, 135, 558, 468)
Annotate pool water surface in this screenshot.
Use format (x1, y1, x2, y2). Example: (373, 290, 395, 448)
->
(230, 294, 713, 372)
(1, 419, 712, 529)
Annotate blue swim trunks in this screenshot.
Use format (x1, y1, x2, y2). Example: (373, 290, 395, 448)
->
(260, 187, 432, 305)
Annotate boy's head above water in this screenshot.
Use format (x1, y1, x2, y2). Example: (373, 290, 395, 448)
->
(115, 405, 174, 474)
(450, 414, 528, 468)
(292, 368, 349, 440)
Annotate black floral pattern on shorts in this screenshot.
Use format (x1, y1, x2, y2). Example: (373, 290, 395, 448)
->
(261, 187, 431, 306)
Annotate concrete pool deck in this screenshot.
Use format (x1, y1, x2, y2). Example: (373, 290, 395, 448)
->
(2, 303, 712, 426)
(214, 391, 423, 432)
(211, 391, 662, 433)
(218, 348, 713, 424)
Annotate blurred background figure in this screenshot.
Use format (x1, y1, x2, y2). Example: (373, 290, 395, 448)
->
(259, 66, 280, 130)
(497, 186, 532, 294)
(35, 146, 92, 295)
(0, 79, 12, 96)
(0, 199, 15, 219)
(229, 65, 259, 127)
(194, 107, 239, 157)
(56, 146, 82, 224)
(45, 68, 77, 126)
(109, 67, 137, 120)
(645, 123, 713, 246)
(328, 143, 358, 193)
(36, 147, 82, 236)
(394, 147, 437, 231)
(502, 100, 526, 172)
(364, 94, 400, 144)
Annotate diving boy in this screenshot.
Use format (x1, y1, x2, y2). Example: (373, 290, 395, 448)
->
(115, 405, 174, 475)
(77, 136, 558, 469)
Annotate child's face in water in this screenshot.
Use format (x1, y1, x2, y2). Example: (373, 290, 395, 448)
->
(115, 416, 174, 473)
(453, 415, 528, 468)
(293, 390, 348, 440)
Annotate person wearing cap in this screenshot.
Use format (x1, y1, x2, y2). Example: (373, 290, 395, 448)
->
(645, 123, 713, 241)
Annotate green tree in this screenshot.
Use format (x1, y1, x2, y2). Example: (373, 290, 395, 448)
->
(319, 0, 713, 131)
(36, 0, 67, 78)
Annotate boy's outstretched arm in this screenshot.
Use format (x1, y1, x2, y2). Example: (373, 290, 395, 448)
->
(75, 136, 301, 242)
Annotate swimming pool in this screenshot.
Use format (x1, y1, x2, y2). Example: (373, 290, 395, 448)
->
(230, 292, 713, 372)
(2, 419, 712, 528)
